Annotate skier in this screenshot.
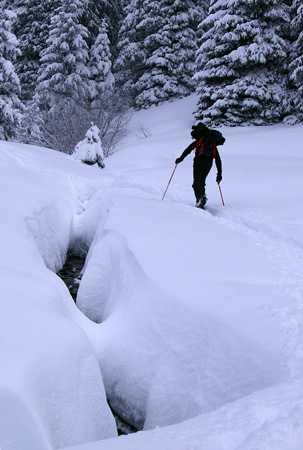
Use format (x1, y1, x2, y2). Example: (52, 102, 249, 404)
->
(175, 123, 224, 209)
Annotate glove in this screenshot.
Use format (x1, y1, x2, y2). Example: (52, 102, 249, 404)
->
(216, 172, 222, 184)
(175, 157, 182, 164)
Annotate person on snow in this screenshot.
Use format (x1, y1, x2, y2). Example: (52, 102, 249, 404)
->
(175, 123, 224, 209)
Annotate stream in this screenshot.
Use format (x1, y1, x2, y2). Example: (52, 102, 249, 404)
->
(57, 252, 138, 435)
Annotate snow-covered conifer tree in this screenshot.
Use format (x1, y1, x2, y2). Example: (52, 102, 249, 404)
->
(195, 0, 290, 125)
(114, 0, 146, 100)
(86, 0, 123, 58)
(72, 122, 105, 168)
(35, 0, 90, 109)
(0, 6, 23, 140)
(134, 0, 201, 109)
(116, 0, 207, 109)
(289, 0, 303, 119)
(192, 0, 210, 31)
(89, 19, 115, 101)
(10, 0, 60, 100)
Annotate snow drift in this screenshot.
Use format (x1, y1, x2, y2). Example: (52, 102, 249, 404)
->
(0, 141, 117, 450)
(75, 193, 289, 430)
(1, 94, 303, 450)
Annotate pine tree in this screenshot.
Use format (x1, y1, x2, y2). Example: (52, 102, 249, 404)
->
(89, 19, 115, 101)
(192, 0, 210, 30)
(114, 0, 147, 101)
(134, 0, 200, 109)
(116, 0, 207, 109)
(0, 5, 23, 140)
(10, 0, 121, 101)
(35, 0, 90, 109)
(10, 0, 60, 101)
(289, 0, 303, 119)
(195, 0, 290, 125)
(86, 0, 123, 59)
(72, 122, 105, 168)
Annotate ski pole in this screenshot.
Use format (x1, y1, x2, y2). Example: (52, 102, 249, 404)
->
(218, 183, 225, 206)
(162, 164, 177, 200)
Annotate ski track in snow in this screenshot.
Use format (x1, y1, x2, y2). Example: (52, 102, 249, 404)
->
(110, 163, 303, 378)
(56, 120, 303, 447)
(205, 204, 303, 377)
(80, 161, 303, 387)
(74, 164, 303, 425)
(108, 168, 303, 342)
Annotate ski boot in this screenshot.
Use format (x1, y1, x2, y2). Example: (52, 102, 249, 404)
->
(196, 195, 207, 209)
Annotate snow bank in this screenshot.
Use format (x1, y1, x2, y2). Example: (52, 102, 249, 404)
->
(1, 93, 303, 450)
(62, 381, 303, 450)
(76, 195, 288, 430)
(0, 141, 117, 449)
(73, 94, 303, 445)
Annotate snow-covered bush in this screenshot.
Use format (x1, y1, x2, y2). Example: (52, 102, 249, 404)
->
(36, 92, 131, 156)
(72, 123, 105, 168)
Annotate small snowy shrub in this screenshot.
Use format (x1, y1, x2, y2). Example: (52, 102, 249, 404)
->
(136, 122, 152, 139)
(36, 92, 131, 155)
(72, 123, 105, 168)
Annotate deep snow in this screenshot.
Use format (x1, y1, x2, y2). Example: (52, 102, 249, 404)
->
(0, 94, 303, 449)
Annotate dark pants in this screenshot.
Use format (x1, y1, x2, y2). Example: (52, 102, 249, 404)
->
(192, 156, 213, 202)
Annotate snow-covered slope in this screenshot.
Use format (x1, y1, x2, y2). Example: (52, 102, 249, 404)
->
(0, 142, 117, 449)
(0, 95, 303, 450)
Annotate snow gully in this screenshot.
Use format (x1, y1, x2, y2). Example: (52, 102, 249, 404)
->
(57, 250, 138, 436)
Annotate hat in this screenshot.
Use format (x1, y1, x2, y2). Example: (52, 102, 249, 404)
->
(191, 122, 209, 132)
(191, 122, 209, 140)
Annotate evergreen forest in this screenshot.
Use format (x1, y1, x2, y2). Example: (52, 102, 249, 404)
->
(0, 0, 302, 151)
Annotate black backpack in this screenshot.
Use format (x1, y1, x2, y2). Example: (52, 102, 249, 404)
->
(214, 130, 226, 146)
(196, 131, 217, 157)
(191, 123, 226, 148)
(192, 123, 226, 157)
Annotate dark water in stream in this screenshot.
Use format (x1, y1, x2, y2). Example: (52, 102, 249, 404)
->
(57, 253, 84, 302)
(57, 253, 138, 435)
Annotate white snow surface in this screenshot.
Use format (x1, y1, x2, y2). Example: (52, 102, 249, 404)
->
(1, 94, 303, 450)
(0, 142, 117, 449)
